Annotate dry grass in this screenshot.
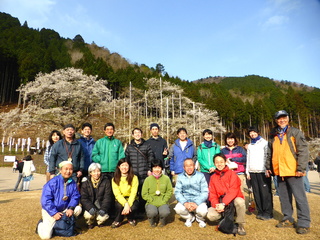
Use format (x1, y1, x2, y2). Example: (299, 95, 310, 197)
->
(0, 190, 319, 240)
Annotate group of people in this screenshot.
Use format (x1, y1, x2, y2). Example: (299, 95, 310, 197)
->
(35, 109, 311, 239)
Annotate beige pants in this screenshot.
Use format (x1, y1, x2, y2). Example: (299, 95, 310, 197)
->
(37, 206, 82, 240)
(207, 197, 245, 224)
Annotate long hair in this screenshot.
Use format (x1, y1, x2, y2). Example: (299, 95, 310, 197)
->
(113, 158, 134, 186)
(48, 130, 62, 146)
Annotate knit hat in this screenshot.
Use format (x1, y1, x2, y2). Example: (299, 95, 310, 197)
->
(150, 123, 160, 130)
(274, 110, 288, 119)
(59, 161, 73, 168)
(248, 126, 259, 134)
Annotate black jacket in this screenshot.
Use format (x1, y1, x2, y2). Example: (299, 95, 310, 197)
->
(80, 176, 112, 213)
(125, 139, 154, 179)
(146, 136, 168, 163)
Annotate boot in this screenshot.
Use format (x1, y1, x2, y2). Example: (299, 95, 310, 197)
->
(148, 218, 156, 227)
(159, 218, 166, 227)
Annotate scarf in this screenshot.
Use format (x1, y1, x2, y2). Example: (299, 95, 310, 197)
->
(251, 135, 261, 144)
(204, 140, 213, 148)
(277, 126, 288, 144)
(152, 172, 162, 179)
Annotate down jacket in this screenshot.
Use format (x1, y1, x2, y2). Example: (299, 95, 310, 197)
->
(80, 176, 112, 213)
(125, 139, 154, 180)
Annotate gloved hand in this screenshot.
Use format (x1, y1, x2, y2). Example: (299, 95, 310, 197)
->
(88, 208, 96, 216)
(98, 210, 106, 216)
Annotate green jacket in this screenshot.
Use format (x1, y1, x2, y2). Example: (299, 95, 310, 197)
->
(91, 136, 125, 173)
(142, 174, 173, 207)
(197, 142, 220, 173)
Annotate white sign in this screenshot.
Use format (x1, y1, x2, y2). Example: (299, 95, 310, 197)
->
(4, 156, 16, 162)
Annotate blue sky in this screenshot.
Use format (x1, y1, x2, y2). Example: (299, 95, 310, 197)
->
(2, 0, 320, 88)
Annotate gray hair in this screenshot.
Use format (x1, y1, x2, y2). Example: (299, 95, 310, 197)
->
(88, 163, 101, 173)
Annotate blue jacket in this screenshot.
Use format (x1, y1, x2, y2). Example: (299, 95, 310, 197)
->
(175, 170, 208, 206)
(169, 138, 196, 174)
(41, 174, 80, 217)
(78, 136, 95, 171)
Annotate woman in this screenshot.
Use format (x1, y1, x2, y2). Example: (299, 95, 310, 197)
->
(246, 126, 273, 220)
(111, 158, 139, 228)
(220, 132, 247, 191)
(80, 163, 112, 229)
(197, 129, 220, 184)
(44, 130, 62, 182)
(207, 153, 246, 236)
(142, 159, 173, 227)
(21, 155, 36, 191)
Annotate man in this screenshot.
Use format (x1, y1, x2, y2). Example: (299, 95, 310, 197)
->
(49, 124, 84, 182)
(78, 123, 96, 177)
(37, 161, 82, 239)
(314, 152, 320, 179)
(125, 128, 155, 212)
(91, 123, 125, 180)
(146, 123, 168, 169)
(266, 110, 311, 234)
(174, 158, 208, 228)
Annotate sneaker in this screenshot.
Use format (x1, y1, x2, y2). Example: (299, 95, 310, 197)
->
(296, 227, 310, 234)
(237, 223, 246, 236)
(185, 216, 195, 227)
(128, 220, 137, 226)
(276, 220, 294, 228)
(111, 221, 121, 228)
(196, 217, 206, 228)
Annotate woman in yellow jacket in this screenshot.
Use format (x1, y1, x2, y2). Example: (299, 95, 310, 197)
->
(111, 158, 139, 228)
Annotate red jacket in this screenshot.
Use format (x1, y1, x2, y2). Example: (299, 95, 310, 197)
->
(209, 166, 244, 207)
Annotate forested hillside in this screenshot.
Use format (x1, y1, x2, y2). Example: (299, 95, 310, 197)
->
(0, 12, 319, 139)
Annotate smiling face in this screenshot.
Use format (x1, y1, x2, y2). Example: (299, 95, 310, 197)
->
(152, 165, 162, 175)
(249, 131, 259, 139)
(276, 116, 289, 129)
(60, 163, 73, 179)
(214, 156, 226, 171)
(104, 126, 114, 137)
(203, 132, 213, 142)
(226, 138, 235, 147)
(90, 168, 101, 181)
(178, 130, 187, 141)
(119, 162, 129, 175)
(52, 132, 61, 143)
(82, 126, 92, 138)
(183, 159, 195, 176)
(63, 127, 75, 139)
(132, 129, 142, 141)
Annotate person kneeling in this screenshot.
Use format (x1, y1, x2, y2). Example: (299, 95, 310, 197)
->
(142, 159, 173, 227)
(37, 161, 82, 239)
(207, 153, 246, 236)
(81, 163, 112, 229)
(174, 159, 208, 228)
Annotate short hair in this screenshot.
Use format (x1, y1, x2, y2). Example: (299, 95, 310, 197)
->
(183, 158, 195, 165)
(202, 129, 213, 136)
(213, 153, 227, 162)
(151, 159, 163, 169)
(177, 127, 187, 135)
(224, 132, 238, 146)
(82, 122, 92, 130)
(104, 123, 115, 130)
(48, 130, 62, 145)
(132, 128, 143, 134)
(88, 163, 101, 173)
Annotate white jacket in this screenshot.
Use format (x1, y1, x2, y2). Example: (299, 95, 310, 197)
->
(246, 138, 269, 175)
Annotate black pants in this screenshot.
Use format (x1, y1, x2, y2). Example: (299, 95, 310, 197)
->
(114, 200, 139, 222)
(250, 172, 273, 218)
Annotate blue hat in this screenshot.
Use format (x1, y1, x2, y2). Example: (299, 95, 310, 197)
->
(274, 110, 288, 119)
(150, 123, 160, 130)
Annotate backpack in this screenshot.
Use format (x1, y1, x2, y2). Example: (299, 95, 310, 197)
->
(217, 200, 237, 236)
(53, 213, 76, 237)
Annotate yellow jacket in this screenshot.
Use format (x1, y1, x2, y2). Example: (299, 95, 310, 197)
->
(112, 175, 138, 207)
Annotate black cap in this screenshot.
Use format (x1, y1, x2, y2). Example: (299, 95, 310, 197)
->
(248, 126, 259, 134)
(274, 110, 289, 119)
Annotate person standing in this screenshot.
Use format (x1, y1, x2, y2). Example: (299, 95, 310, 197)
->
(221, 132, 247, 191)
(49, 124, 85, 182)
(146, 123, 168, 173)
(92, 123, 125, 180)
(78, 123, 96, 177)
(44, 130, 62, 182)
(168, 128, 197, 184)
(174, 159, 208, 228)
(246, 126, 273, 220)
(13, 158, 23, 191)
(266, 110, 311, 234)
(21, 155, 36, 191)
(197, 129, 220, 184)
(314, 152, 320, 179)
